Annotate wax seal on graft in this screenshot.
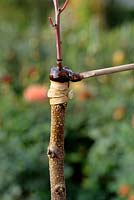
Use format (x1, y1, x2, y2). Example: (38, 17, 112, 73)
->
(49, 66, 82, 83)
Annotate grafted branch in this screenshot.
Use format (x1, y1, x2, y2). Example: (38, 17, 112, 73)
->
(80, 63, 134, 79)
(49, 0, 69, 69)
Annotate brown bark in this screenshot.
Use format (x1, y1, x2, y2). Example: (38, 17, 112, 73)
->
(47, 103, 67, 200)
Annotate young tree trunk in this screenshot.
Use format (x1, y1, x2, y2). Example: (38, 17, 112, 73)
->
(47, 103, 67, 200)
(48, 1, 70, 199)
(47, 81, 69, 200)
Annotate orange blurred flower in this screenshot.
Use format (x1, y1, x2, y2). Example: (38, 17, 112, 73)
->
(70, 82, 95, 101)
(112, 106, 126, 121)
(128, 194, 134, 200)
(23, 84, 48, 103)
(0, 75, 12, 84)
(27, 67, 38, 78)
(112, 50, 125, 66)
(118, 184, 130, 197)
(77, 90, 94, 101)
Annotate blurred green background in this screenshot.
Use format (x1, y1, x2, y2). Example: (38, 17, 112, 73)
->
(0, 0, 134, 199)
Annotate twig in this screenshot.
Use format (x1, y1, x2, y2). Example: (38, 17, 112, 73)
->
(60, 0, 70, 13)
(53, 0, 59, 24)
(49, 0, 69, 69)
(80, 63, 134, 79)
(48, 17, 55, 27)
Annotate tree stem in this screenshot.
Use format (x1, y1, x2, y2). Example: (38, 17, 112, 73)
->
(48, 2, 70, 200)
(48, 104, 67, 200)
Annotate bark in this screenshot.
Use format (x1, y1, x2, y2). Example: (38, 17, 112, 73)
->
(47, 103, 67, 200)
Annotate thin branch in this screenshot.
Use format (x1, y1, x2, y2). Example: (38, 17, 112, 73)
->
(53, 0, 59, 24)
(80, 63, 134, 79)
(53, 0, 59, 15)
(48, 17, 55, 27)
(60, 0, 70, 13)
(49, 0, 69, 69)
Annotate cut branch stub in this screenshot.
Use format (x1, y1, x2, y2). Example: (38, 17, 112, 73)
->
(55, 184, 66, 196)
(47, 145, 59, 159)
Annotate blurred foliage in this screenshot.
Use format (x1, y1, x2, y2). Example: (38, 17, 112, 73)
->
(0, 0, 134, 200)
